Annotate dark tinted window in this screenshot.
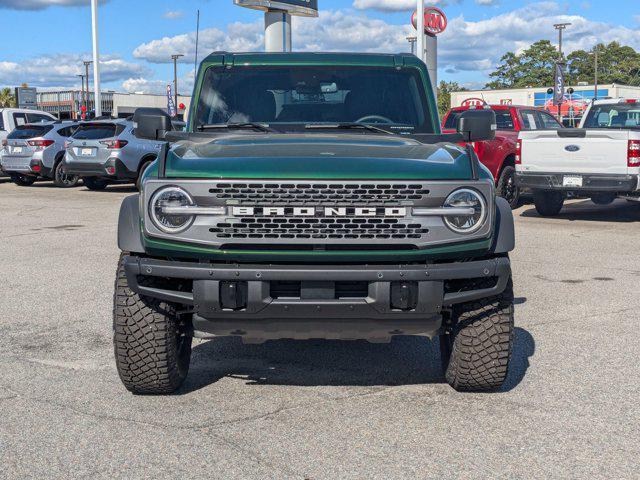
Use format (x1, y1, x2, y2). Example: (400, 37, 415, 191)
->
(0, 114, 5, 130)
(443, 110, 463, 129)
(8, 125, 54, 139)
(72, 123, 125, 140)
(583, 104, 640, 128)
(27, 113, 54, 124)
(57, 126, 78, 137)
(495, 111, 514, 130)
(196, 65, 434, 133)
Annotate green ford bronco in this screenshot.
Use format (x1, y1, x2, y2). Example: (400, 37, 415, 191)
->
(114, 52, 515, 394)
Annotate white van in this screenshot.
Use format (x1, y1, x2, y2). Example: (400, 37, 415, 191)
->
(1, 108, 57, 177)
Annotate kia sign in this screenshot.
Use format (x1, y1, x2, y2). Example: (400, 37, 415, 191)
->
(461, 98, 486, 107)
(234, 0, 318, 17)
(412, 6, 447, 36)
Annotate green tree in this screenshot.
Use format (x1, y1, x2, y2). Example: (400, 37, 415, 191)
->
(438, 81, 466, 117)
(0, 88, 15, 108)
(486, 40, 560, 89)
(567, 42, 640, 86)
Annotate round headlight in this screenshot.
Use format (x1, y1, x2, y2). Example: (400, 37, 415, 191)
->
(150, 187, 195, 233)
(443, 188, 487, 234)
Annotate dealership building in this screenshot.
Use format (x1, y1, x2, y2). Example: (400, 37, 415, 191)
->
(451, 83, 640, 123)
(35, 90, 191, 120)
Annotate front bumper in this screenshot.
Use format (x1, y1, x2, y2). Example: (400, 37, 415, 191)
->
(122, 255, 511, 342)
(516, 172, 640, 193)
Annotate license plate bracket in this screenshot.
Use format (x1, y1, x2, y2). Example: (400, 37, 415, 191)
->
(563, 175, 583, 188)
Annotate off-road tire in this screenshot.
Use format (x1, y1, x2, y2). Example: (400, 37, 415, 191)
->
(533, 190, 564, 217)
(53, 161, 80, 188)
(136, 159, 155, 191)
(441, 278, 514, 392)
(83, 176, 109, 191)
(11, 174, 36, 187)
(113, 253, 192, 394)
(497, 165, 520, 209)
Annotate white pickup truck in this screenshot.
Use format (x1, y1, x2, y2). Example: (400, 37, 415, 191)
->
(516, 98, 640, 216)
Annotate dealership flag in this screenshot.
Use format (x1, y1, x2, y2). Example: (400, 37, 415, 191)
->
(167, 84, 177, 117)
(553, 63, 565, 106)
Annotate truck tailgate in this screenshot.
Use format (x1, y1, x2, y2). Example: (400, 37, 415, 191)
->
(520, 129, 629, 175)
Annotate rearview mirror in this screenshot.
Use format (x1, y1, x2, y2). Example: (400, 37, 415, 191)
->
(457, 109, 496, 142)
(132, 108, 173, 141)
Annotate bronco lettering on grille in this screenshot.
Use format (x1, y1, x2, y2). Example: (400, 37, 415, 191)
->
(231, 207, 408, 217)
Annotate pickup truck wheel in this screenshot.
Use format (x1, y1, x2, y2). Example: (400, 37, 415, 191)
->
(10, 174, 36, 187)
(591, 193, 616, 206)
(83, 177, 109, 191)
(497, 166, 520, 209)
(533, 190, 564, 216)
(441, 277, 514, 392)
(113, 253, 192, 394)
(53, 161, 80, 188)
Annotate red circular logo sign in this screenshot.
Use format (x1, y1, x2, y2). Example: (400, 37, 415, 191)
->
(412, 7, 447, 36)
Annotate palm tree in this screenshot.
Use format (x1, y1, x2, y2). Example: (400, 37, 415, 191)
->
(0, 88, 15, 108)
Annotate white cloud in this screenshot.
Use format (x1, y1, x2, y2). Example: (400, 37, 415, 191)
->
(0, 0, 109, 10)
(0, 53, 149, 88)
(352, 0, 454, 11)
(132, 2, 640, 86)
(122, 70, 195, 95)
(163, 10, 183, 20)
(475, 0, 498, 5)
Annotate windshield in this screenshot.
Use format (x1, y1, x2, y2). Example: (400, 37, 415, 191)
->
(8, 125, 53, 139)
(583, 103, 640, 129)
(72, 123, 125, 140)
(195, 66, 434, 133)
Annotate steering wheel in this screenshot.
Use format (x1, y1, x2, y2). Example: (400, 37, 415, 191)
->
(355, 115, 394, 125)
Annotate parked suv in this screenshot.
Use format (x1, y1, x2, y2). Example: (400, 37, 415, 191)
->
(62, 120, 163, 190)
(0, 108, 56, 178)
(442, 104, 563, 208)
(114, 52, 516, 395)
(1, 121, 80, 187)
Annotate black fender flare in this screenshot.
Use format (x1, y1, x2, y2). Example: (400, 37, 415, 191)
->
(491, 196, 515, 254)
(118, 195, 145, 253)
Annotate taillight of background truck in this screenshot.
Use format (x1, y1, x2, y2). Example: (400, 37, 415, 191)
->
(515, 139, 522, 165)
(628, 140, 640, 167)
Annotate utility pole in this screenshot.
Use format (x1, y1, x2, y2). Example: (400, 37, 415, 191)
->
(77, 74, 85, 120)
(594, 46, 599, 100)
(407, 36, 417, 56)
(83, 61, 92, 115)
(171, 54, 184, 113)
(91, 0, 102, 117)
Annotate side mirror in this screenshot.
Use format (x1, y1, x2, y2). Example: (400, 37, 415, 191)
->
(132, 108, 172, 141)
(457, 109, 496, 142)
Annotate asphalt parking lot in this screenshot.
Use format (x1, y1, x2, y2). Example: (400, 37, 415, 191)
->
(1, 179, 639, 479)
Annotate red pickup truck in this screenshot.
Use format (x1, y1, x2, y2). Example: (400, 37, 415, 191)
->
(442, 104, 564, 208)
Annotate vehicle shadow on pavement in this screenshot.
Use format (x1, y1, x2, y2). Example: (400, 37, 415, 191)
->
(180, 327, 534, 393)
(519, 200, 640, 223)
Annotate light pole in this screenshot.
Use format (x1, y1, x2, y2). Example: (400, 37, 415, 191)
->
(407, 36, 417, 55)
(77, 74, 85, 120)
(83, 60, 92, 116)
(554, 23, 571, 60)
(416, 0, 425, 64)
(553, 23, 571, 122)
(91, 0, 102, 117)
(171, 54, 184, 113)
(593, 46, 599, 100)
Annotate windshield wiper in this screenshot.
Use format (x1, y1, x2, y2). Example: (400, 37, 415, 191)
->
(305, 123, 396, 135)
(197, 122, 274, 133)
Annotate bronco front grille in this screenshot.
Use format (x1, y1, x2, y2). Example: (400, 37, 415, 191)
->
(211, 217, 429, 241)
(209, 183, 430, 205)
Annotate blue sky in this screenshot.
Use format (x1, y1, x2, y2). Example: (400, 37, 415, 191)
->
(1, 0, 639, 93)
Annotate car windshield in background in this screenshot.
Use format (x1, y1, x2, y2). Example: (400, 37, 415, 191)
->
(72, 123, 124, 140)
(8, 125, 54, 139)
(583, 104, 640, 129)
(195, 66, 434, 133)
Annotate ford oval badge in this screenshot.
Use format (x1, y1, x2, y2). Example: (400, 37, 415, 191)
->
(565, 145, 580, 152)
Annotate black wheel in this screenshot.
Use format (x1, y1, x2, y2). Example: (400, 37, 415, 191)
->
(533, 190, 564, 216)
(113, 253, 192, 395)
(136, 159, 155, 191)
(591, 193, 616, 206)
(10, 174, 36, 187)
(53, 161, 80, 188)
(496, 165, 520, 209)
(83, 176, 109, 191)
(440, 278, 514, 392)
